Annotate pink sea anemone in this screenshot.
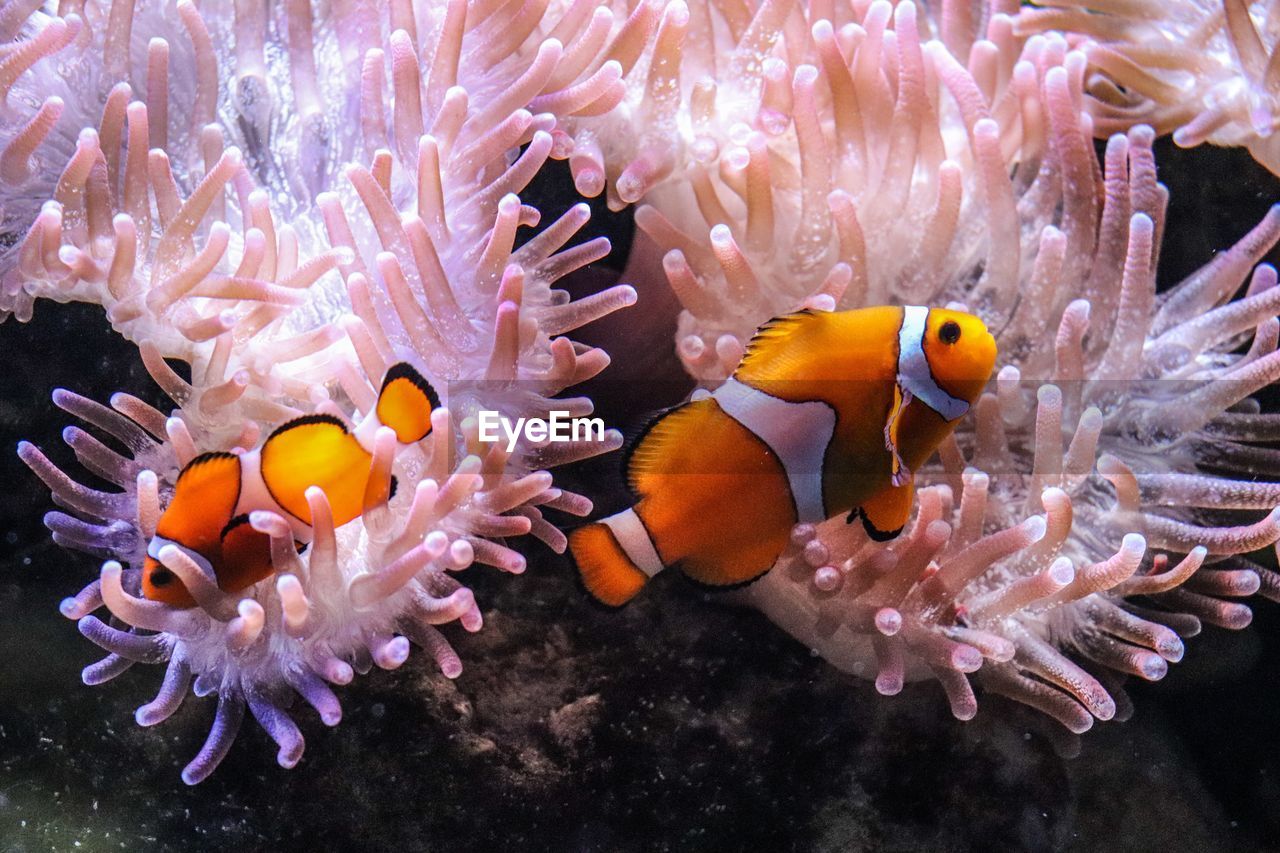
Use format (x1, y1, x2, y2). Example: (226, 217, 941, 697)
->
(539, 0, 1280, 727)
(2, 0, 632, 782)
(1018, 0, 1280, 175)
(1, 0, 1279, 788)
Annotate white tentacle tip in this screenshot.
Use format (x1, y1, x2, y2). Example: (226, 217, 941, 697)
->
(1036, 384, 1061, 404)
(874, 608, 901, 636)
(1047, 557, 1075, 586)
(1121, 533, 1147, 555)
(1040, 486, 1068, 506)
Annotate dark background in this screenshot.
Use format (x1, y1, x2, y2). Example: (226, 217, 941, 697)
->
(0, 141, 1278, 852)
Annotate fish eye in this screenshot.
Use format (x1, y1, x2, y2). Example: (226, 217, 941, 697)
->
(150, 567, 174, 587)
(939, 320, 961, 345)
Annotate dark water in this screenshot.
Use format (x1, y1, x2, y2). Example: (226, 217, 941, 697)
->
(1, 143, 1279, 852)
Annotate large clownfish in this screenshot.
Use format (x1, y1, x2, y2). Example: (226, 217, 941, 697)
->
(568, 306, 997, 607)
(142, 362, 440, 607)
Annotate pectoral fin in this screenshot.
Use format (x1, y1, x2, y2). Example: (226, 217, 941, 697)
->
(852, 472, 914, 541)
(884, 383, 912, 488)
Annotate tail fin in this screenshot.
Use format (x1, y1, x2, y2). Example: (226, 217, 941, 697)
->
(377, 362, 440, 443)
(568, 514, 658, 607)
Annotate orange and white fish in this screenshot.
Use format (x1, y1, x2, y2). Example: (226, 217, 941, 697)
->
(568, 306, 997, 607)
(142, 362, 440, 607)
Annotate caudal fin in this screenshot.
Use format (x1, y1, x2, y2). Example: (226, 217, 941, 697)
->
(568, 518, 654, 607)
(377, 362, 440, 443)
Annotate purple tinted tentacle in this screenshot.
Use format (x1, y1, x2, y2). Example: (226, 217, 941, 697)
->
(181, 691, 246, 786)
(44, 511, 136, 557)
(136, 656, 192, 726)
(400, 619, 463, 678)
(61, 425, 137, 487)
(18, 441, 134, 519)
(59, 579, 103, 620)
(52, 388, 158, 454)
(82, 653, 134, 685)
(247, 693, 306, 769)
(283, 665, 343, 726)
(77, 615, 171, 663)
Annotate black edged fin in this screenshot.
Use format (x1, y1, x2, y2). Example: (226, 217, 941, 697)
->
(738, 309, 816, 373)
(389, 475, 399, 501)
(849, 503, 904, 541)
(618, 401, 687, 499)
(268, 413, 350, 441)
(569, 560, 632, 613)
(860, 513, 904, 542)
(855, 475, 914, 542)
(567, 522, 650, 608)
(220, 513, 252, 540)
(623, 401, 709, 497)
(381, 362, 442, 409)
(176, 451, 238, 483)
(678, 563, 773, 594)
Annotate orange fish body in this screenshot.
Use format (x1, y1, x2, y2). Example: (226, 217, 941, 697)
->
(569, 306, 998, 607)
(142, 363, 440, 607)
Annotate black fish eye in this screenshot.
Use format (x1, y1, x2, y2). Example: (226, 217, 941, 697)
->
(150, 567, 174, 587)
(939, 321, 961, 345)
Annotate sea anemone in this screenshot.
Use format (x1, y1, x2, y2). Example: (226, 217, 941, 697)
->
(2, 0, 632, 782)
(1017, 0, 1280, 175)
(542, 0, 1280, 727)
(551, 0, 1087, 382)
(3, 0, 1280, 785)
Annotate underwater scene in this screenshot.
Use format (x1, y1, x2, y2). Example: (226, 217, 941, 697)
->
(2, 0, 1280, 849)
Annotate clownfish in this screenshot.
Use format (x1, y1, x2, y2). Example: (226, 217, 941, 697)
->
(141, 362, 441, 607)
(568, 306, 997, 607)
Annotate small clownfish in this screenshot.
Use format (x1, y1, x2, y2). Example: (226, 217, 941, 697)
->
(142, 362, 441, 607)
(568, 305, 997, 607)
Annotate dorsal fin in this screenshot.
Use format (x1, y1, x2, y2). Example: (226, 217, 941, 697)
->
(176, 451, 239, 483)
(260, 414, 372, 527)
(619, 402, 687, 498)
(268, 413, 349, 441)
(220, 513, 253, 539)
(624, 400, 712, 497)
(737, 309, 818, 380)
(158, 452, 242, 557)
(377, 362, 439, 443)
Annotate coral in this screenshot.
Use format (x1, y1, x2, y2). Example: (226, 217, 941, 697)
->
(1017, 0, 1280, 175)
(2, 0, 632, 782)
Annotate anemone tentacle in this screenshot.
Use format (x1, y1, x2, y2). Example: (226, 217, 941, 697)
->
(3, 0, 1280, 782)
(4, 0, 631, 781)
